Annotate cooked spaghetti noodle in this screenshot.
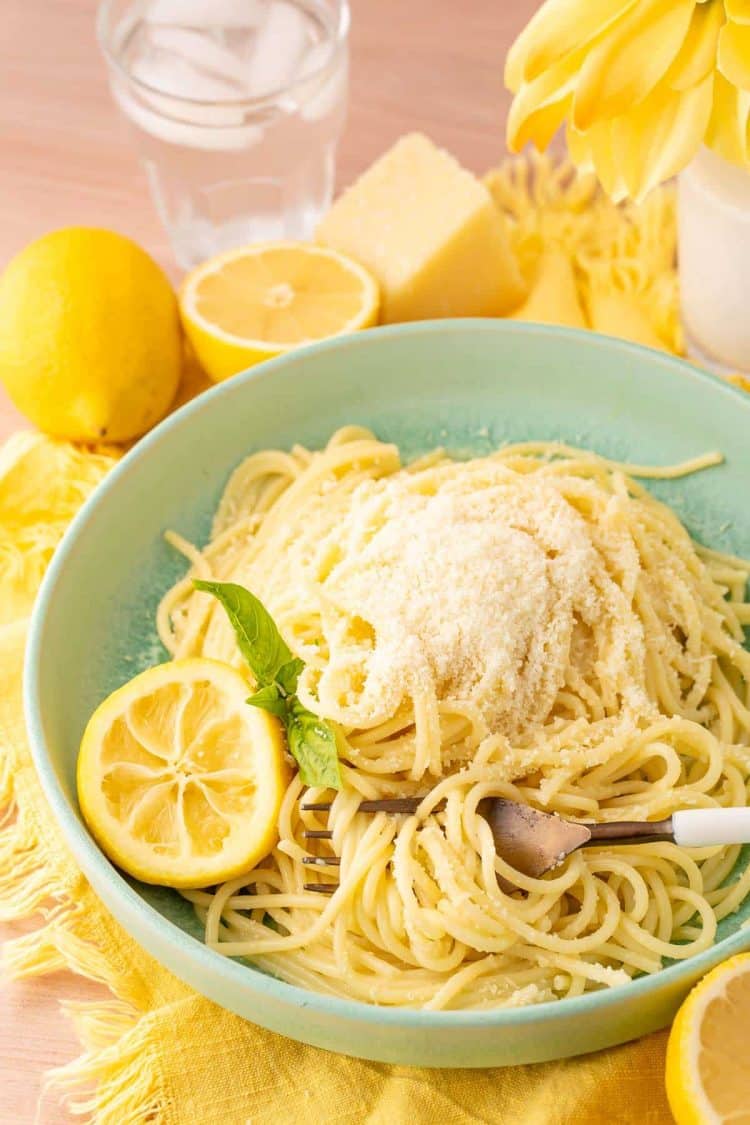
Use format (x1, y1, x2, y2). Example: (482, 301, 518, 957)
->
(157, 428, 750, 1009)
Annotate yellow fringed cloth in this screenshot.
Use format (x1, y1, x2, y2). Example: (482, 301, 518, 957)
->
(1, 157, 743, 1124)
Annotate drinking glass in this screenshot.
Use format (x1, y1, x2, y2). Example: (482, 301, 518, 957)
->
(97, 0, 350, 269)
(679, 147, 750, 376)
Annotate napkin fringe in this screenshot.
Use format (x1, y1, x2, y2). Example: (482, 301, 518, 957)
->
(0, 794, 66, 926)
(5, 911, 120, 985)
(0, 761, 92, 980)
(41, 1001, 164, 1125)
(0, 656, 167, 1122)
(0, 733, 147, 1000)
(0, 760, 50, 924)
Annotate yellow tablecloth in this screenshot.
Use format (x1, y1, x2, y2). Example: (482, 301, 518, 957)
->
(2, 155, 716, 1124)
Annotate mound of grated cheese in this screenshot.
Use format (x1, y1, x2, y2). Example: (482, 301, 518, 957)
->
(317, 460, 651, 736)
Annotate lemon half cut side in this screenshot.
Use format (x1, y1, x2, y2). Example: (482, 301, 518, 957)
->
(666, 952, 750, 1125)
(179, 241, 380, 382)
(77, 658, 288, 889)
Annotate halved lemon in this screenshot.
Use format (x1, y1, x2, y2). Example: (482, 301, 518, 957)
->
(77, 658, 288, 889)
(666, 952, 750, 1124)
(179, 242, 380, 382)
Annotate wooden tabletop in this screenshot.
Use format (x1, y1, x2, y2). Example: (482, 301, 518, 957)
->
(0, 1, 536, 1119)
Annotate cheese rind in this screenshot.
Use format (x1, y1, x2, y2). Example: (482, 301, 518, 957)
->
(316, 134, 525, 323)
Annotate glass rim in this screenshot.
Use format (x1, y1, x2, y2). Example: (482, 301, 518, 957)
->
(96, 0, 350, 112)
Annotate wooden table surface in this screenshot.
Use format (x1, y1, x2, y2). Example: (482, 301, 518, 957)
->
(0, 1, 536, 1119)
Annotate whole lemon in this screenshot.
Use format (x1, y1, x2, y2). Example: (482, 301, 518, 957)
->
(0, 228, 182, 442)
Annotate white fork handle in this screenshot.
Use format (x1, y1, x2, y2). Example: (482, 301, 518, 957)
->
(673, 808, 750, 847)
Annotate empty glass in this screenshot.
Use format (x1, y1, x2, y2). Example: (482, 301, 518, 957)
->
(97, 0, 350, 269)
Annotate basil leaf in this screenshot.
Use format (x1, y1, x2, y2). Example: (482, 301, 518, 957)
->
(276, 657, 304, 697)
(193, 579, 341, 790)
(246, 683, 289, 720)
(194, 579, 293, 686)
(286, 699, 342, 790)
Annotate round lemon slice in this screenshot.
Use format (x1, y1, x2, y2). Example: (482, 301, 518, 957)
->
(666, 952, 750, 1124)
(179, 241, 380, 383)
(77, 658, 288, 889)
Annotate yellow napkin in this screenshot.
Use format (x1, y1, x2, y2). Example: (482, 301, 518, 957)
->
(1, 156, 719, 1125)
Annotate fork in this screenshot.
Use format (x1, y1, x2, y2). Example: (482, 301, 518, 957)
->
(300, 796, 750, 894)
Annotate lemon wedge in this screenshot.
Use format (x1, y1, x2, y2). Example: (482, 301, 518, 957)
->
(179, 241, 380, 382)
(77, 658, 288, 888)
(666, 952, 750, 1124)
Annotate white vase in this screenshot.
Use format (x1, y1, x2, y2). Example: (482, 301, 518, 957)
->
(678, 147, 750, 374)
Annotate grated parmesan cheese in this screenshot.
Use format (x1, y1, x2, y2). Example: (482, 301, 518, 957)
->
(316, 461, 653, 736)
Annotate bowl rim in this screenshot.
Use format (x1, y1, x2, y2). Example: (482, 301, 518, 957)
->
(24, 318, 750, 1029)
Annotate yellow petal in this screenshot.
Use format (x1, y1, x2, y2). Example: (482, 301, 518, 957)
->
(567, 121, 630, 200)
(564, 124, 596, 176)
(510, 247, 587, 329)
(587, 291, 668, 351)
(706, 69, 750, 163)
(505, 0, 637, 89)
(507, 46, 586, 151)
(665, 1, 724, 90)
(573, 0, 695, 131)
(507, 94, 573, 153)
(718, 19, 750, 90)
(726, 0, 750, 27)
(617, 75, 713, 199)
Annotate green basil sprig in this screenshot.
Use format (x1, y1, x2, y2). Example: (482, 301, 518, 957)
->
(193, 579, 341, 790)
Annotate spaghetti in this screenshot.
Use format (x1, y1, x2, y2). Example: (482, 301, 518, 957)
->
(157, 428, 750, 1010)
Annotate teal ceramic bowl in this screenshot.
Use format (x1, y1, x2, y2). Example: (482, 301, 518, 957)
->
(26, 321, 750, 1067)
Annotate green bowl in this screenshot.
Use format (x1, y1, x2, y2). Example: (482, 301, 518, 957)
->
(25, 321, 750, 1067)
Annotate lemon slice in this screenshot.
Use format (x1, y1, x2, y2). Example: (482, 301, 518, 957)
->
(77, 658, 288, 889)
(179, 241, 380, 382)
(666, 952, 750, 1124)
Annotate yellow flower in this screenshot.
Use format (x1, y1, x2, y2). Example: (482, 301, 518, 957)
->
(506, 0, 750, 200)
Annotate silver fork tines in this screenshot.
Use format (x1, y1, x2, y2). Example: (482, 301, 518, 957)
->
(302, 798, 427, 815)
(302, 820, 338, 892)
(300, 797, 427, 895)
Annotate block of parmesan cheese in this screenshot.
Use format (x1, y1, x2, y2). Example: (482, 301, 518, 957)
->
(316, 134, 525, 323)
